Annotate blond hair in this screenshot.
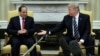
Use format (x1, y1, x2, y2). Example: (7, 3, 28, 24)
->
(68, 3, 80, 11)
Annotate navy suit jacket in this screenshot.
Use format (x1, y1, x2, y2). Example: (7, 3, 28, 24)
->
(49, 13, 91, 41)
(7, 16, 35, 38)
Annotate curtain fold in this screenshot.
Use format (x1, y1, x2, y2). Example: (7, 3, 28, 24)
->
(0, 0, 100, 20)
(86, 0, 100, 20)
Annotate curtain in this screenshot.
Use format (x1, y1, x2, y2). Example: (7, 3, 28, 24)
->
(0, 0, 100, 20)
(86, 0, 100, 20)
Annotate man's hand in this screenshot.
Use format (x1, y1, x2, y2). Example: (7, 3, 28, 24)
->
(22, 29, 27, 33)
(78, 41, 83, 45)
(37, 30, 47, 35)
(18, 29, 27, 34)
(78, 39, 84, 45)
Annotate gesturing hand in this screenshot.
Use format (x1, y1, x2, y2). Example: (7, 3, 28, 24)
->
(37, 30, 47, 35)
(18, 29, 27, 34)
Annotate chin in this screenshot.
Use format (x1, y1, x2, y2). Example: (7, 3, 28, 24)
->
(69, 14, 73, 16)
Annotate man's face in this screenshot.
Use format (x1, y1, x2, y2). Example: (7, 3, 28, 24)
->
(19, 7, 27, 18)
(68, 7, 77, 16)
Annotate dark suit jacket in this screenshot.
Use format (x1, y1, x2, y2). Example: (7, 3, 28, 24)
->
(49, 13, 91, 41)
(7, 16, 35, 38)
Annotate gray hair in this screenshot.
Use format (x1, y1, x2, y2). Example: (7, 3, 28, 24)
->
(68, 3, 80, 11)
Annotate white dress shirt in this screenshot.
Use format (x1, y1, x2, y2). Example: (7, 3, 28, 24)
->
(72, 13, 79, 37)
(19, 16, 25, 30)
(72, 13, 84, 43)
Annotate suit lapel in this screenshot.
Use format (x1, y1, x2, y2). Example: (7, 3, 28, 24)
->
(70, 16, 73, 29)
(24, 17, 28, 29)
(17, 16, 21, 30)
(68, 16, 73, 30)
(78, 13, 82, 29)
(15, 16, 21, 29)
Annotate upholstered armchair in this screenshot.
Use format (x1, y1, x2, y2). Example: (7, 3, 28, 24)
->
(58, 10, 98, 56)
(1, 10, 41, 56)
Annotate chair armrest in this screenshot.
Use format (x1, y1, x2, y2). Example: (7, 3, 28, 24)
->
(91, 32, 96, 38)
(58, 46, 64, 56)
(91, 32, 96, 36)
(36, 45, 40, 52)
(59, 46, 63, 52)
(63, 31, 67, 35)
(98, 41, 100, 47)
(36, 45, 42, 56)
(3, 32, 10, 46)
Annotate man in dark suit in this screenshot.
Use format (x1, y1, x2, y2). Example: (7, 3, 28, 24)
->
(7, 5, 36, 56)
(38, 3, 95, 56)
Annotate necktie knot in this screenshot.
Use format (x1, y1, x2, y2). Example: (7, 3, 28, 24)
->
(73, 16, 76, 19)
(22, 18, 25, 21)
(73, 17, 76, 21)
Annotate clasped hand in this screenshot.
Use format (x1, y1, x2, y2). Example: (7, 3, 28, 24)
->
(18, 29, 27, 34)
(37, 30, 47, 35)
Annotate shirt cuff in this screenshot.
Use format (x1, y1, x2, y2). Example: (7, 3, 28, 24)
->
(79, 39, 84, 43)
(48, 31, 51, 35)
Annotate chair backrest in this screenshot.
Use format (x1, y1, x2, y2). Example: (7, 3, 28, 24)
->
(7, 10, 33, 21)
(80, 10, 93, 33)
(6, 10, 34, 39)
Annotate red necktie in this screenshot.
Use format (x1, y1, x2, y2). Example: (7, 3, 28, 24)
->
(22, 18, 25, 29)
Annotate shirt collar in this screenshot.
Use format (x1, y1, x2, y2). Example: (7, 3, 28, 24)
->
(19, 16, 22, 20)
(19, 16, 26, 20)
(75, 12, 79, 19)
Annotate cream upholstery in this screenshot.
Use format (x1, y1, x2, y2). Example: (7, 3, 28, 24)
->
(59, 10, 98, 55)
(80, 10, 97, 55)
(1, 10, 41, 55)
(7, 10, 33, 21)
(1, 45, 40, 54)
(80, 10, 95, 36)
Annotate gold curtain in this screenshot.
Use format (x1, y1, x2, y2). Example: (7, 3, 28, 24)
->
(0, 0, 100, 20)
(86, 0, 100, 20)
(0, 0, 15, 20)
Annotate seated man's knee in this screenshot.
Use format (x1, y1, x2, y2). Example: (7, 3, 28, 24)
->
(11, 39, 21, 46)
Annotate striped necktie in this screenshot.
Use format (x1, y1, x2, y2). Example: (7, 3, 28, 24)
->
(73, 17, 80, 39)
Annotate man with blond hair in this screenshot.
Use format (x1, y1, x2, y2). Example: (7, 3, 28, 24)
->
(38, 3, 95, 56)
